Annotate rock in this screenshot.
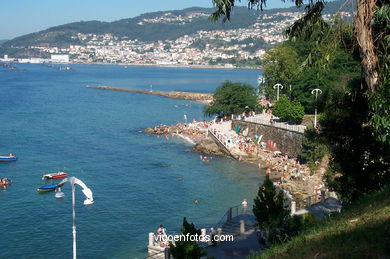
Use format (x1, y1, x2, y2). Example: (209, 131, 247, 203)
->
(144, 128, 155, 133)
(194, 138, 226, 156)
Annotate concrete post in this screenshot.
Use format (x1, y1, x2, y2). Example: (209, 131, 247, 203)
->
(321, 190, 326, 202)
(217, 228, 222, 243)
(290, 201, 296, 216)
(201, 228, 206, 237)
(149, 232, 154, 247)
(240, 220, 245, 234)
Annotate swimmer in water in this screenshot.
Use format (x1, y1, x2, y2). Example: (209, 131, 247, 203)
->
(193, 200, 199, 204)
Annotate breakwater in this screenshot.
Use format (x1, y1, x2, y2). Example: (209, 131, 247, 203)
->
(86, 85, 213, 103)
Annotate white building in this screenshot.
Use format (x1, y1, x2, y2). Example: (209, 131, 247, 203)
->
(51, 54, 69, 63)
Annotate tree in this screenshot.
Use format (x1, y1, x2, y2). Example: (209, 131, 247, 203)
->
(253, 175, 290, 229)
(210, 0, 390, 201)
(204, 81, 257, 117)
(169, 217, 206, 259)
(210, 0, 383, 92)
(262, 45, 300, 99)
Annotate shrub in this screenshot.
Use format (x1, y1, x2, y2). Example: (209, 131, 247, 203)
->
(273, 97, 305, 123)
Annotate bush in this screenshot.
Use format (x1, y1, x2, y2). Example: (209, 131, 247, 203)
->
(273, 97, 305, 123)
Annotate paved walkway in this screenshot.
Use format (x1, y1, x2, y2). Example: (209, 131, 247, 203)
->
(204, 229, 261, 259)
(295, 197, 342, 219)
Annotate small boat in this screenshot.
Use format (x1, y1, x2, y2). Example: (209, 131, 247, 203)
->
(37, 183, 61, 193)
(0, 155, 17, 162)
(0, 178, 10, 187)
(42, 172, 68, 180)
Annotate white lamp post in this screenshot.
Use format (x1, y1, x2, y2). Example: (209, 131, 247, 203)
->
(273, 83, 284, 101)
(55, 177, 94, 259)
(311, 88, 322, 129)
(258, 75, 265, 97)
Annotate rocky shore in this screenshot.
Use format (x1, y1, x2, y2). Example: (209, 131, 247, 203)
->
(145, 120, 329, 205)
(86, 85, 213, 103)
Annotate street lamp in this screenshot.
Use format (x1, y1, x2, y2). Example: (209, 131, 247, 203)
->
(55, 177, 94, 259)
(311, 88, 322, 129)
(289, 84, 293, 99)
(258, 75, 266, 97)
(273, 83, 284, 101)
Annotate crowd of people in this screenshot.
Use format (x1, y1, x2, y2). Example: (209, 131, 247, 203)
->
(148, 115, 327, 199)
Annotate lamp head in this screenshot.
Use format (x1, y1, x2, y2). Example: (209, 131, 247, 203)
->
(55, 187, 65, 199)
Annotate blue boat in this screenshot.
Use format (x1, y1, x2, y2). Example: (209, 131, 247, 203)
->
(37, 183, 61, 193)
(0, 155, 17, 162)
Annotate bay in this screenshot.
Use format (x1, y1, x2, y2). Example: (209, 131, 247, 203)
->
(0, 64, 264, 259)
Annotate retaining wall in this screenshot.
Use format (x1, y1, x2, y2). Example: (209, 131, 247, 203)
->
(231, 120, 304, 158)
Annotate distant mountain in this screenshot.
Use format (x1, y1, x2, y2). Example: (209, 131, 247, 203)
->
(1, 0, 347, 49)
(0, 40, 8, 45)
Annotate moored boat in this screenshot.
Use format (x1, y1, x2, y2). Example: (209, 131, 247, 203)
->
(42, 172, 68, 180)
(0, 154, 17, 162)
(0, 178, 10, 187)
(37, 183, 60, 193)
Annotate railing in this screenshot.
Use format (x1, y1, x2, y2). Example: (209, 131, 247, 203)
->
(295, 190, 330, 209)
(232, 115, 306, 134)
(208, 128, 236, 158)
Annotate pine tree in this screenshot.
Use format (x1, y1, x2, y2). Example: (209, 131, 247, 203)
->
(253, 175, 290, 229)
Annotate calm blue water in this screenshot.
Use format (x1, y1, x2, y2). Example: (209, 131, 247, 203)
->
(0, 64, 264, 259)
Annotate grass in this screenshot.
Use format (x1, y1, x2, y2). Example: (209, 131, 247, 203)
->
(250, 187, 390, 259)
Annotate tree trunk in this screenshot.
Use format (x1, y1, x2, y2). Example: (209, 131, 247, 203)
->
(354, 0, 380, 92)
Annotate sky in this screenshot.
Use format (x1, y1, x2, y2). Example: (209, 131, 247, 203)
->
(0, 0, 294, 40)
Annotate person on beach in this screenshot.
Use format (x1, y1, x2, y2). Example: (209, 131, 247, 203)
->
(157, 225, 163, 235)
(242, 199, 248, 215)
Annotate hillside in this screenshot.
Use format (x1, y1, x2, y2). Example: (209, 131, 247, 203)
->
(2, 0, 347, 48)
(253, 187, 390, 259)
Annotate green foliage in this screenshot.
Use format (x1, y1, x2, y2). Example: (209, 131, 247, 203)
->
(248, 186, 390, 259)
(272, 97, 305, 123)
(369, 5, 390, 144)
(204, 81, 257, 117)
(300, 213, 317, 228)
(169, 217, 206, 259)
(272, 97, 290, 120)
(262, 45, 300, 100)
(299, 128, 329, 171)
(253, 175, 290, 229)
(320, 81, 390, 201)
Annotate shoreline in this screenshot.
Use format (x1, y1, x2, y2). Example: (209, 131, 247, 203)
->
(145, 120, 328, 203)
(71, 61, 262, 70)
(6, 60, 261, 70)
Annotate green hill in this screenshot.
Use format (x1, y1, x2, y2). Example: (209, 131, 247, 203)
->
(252, 187, 390, 259)
(1, 0, 347, 48)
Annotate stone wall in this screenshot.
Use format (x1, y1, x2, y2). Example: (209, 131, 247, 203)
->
(231, 120, 304, 158)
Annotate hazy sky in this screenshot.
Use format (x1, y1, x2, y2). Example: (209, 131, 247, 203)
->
(0, 0, 294, 39)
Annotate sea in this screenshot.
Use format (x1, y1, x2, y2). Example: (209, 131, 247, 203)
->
(0, 64, 265, 259)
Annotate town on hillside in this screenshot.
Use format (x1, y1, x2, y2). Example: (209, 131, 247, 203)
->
(0, 10, 351, 67)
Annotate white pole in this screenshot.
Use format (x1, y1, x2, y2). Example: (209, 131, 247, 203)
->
(311, 88, 322, 129)
(273, 83, 284, 101)
(72, 181, 77, 259)
(55, 177, 93, 259)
